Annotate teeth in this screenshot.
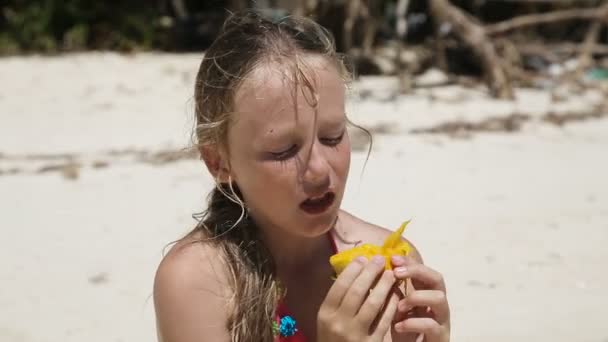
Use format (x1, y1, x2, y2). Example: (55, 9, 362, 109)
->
(309, 194, 326, 201)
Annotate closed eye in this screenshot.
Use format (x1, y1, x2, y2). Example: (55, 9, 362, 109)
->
(320, 131, 345, 147)
(270, 144, 298, 161)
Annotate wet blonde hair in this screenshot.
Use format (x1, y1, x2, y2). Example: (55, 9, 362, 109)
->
(191, 11, 357, 341)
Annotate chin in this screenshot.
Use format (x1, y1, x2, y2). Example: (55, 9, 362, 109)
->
(298, 207, 340, 237)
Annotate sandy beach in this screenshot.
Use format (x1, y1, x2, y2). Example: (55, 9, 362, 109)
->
(1, 52, 607, 342)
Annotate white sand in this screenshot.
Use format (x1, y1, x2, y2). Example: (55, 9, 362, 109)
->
(1, 53, 607, 342)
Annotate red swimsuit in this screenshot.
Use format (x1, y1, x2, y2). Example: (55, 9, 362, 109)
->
(274, 232, 338, 342)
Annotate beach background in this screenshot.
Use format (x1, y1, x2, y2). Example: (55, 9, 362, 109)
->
(2, 1, 608, 341)
(1, 52, 607, 342)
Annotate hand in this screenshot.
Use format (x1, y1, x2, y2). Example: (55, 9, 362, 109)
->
(317, 256, 400, 342)
(390, 256, 450, 342)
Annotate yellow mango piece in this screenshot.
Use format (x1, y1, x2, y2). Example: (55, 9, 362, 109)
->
(329, 220, 411, 275)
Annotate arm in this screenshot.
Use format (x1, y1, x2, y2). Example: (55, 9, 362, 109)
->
(154, 242, 232, 342)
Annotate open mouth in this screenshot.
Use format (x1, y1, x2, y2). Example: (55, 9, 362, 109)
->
(300, 192, 335, 215)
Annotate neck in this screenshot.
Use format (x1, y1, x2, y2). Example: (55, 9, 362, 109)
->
(257, 217, 339, 276)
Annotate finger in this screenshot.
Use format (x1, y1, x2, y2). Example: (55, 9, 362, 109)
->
(390, 255, 417, 268)
(393, 263, 446, 292)
(339, 255, 386, 315)
(394, 317, 445, 340)
(323, 256, 368, 309)
(394, 283, 406, 300)
(398, 290, 450, 324)
(371, 290, 399, 339)
(390, 284, 408, 324)
(356, 270, 396, 324)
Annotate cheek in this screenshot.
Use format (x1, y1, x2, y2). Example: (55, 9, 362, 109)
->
(334, 137, 351, 180)
(232, 158, 297, 199)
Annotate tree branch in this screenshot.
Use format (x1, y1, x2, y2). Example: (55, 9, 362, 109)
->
(430, 0, 514, 98)
(486, 7, 607, 35)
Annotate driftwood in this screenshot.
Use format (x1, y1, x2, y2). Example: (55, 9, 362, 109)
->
(546, 4, 608, 87)
(343, 0, 381, 56)
(395, 0, 412, 93)
(175, 0, 608, 98)
(486, 6, 608, 36)
(427, 1, 608, 96)
(518, 43, 608, 58)
(288, 0, 608, 97)
(171, 0, 188, 20)
(575, 9, 607, 75)
(430, 0, 514, 99)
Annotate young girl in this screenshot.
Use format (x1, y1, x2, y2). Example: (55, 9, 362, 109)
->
(154, 11, 450, 342)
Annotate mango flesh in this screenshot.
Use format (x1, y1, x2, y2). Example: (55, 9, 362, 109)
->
(329, 220, 411, 275)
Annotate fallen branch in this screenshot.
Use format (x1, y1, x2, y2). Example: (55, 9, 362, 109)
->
(575, 17, 605, 74)
(555, 4, 608, 84)
(486, 6, 608, 36)
(430, 0, 514, 99)
(518, 43, 608, 58)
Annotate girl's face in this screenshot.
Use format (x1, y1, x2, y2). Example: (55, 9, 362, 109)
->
(226, 55, 350, 238)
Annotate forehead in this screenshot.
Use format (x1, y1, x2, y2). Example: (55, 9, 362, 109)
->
(231, 55, 345, 132)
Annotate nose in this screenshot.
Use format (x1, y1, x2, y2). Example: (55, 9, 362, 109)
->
(300, 141, 330, 194)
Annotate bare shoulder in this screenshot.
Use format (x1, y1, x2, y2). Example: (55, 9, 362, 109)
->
(153, 232, 232, 342)
(336, 210, 424, 263)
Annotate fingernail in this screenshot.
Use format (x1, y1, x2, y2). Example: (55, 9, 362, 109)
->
(394, 322, 405, 333)
(355, 256, 368, 264)
(372, 255, 386, 266)
(394, 266, 407, 277)
(391, 255, 404, 264)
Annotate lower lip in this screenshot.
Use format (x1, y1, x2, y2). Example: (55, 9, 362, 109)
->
(300, 193, 335, 215)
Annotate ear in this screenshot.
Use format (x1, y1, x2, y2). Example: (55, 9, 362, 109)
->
(200, 144, 231, 183)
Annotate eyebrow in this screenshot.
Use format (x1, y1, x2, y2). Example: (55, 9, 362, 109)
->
(257, 125, 298, 146)
(318, 114, 347, 128)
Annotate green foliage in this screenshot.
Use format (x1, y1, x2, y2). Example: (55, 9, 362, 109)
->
(0, 0, 167, 55)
